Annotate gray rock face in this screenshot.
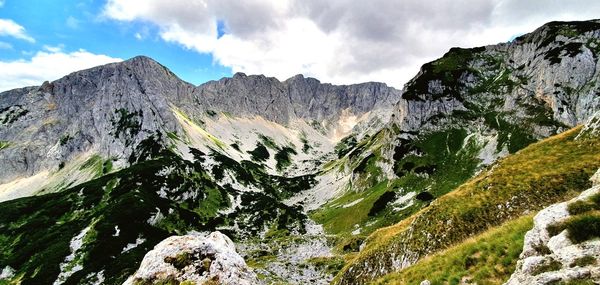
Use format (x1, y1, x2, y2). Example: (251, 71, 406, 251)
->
(507, 22, 600, 126)
(0, 56, 190, 183)
(504, 168, 600, 285)
(180, 73, 401, 126)
(0, 56, 400, 185)
(394, 20, 600, 135)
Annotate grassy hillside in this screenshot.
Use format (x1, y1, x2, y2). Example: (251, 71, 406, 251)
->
(334, 126, 600, 284)
(372, 215, 533, 285)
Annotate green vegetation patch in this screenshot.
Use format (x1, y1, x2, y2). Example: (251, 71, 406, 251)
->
(306, 256, 346, 276)
(205, 109, 217, 117)
(210, 151, 315, 200)
(247, 135, 299, 171)
(164, 252, 194, 270)
(0, 105, 29, 125)
(335, 135, 358, 158)
(482, 112, 538, 153)
(312, 181, 391, 234)
(547, 212, 600, 244)
(165, 131, 180, 141)
(248, 143, 269, 162)
(275, 146, 297, 171)
(79, 154, 113, 177)
(59, 134, 72, 146)
(544, 42, 584, 65)
(230, 142, 241, 152)
(531, 258, 563, 276)
(392, 128, 483, 200)
(111, 108, 142, 145)
(258, 134, 278, 150)
(300, 132, 312, 154)
(570, 255, 597, 268)
(567, 197, 599, 215)
(469, 68, 520, 95)
(0, 140, 9, 150)
(317, 127, 483, 238)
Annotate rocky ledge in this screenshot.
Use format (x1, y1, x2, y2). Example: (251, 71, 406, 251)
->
(504, 168, 600, 285)
(124, 231, 258, 285)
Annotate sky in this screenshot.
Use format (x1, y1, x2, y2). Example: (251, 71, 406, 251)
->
(0, 0, 599, 92)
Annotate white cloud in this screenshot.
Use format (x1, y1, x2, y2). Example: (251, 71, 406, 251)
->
(103, 0, 600, 88)
(42, 44, 64, 53)
(0, 18, 35, 43)
(0, 49, 121, 91)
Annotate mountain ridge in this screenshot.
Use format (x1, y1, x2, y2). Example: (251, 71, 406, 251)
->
(1, 18, 600, 285)
(0, 55, 400, 189)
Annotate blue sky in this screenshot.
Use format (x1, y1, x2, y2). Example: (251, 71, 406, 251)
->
(0, 0, 231, 88)
(1, 0, 599, 92)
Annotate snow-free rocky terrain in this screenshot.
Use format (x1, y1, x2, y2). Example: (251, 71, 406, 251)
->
(1, 19, 600, 285)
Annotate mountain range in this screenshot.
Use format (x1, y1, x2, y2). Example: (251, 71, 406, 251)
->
(0, 19, 599, 285)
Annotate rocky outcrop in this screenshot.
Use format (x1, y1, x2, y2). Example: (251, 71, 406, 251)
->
(577, 111, 600, 139)
(500, 22, 600, 126)
(124, 231, 258, 285)
(391, 20, 600, 139)
(504, 168, 600, 285)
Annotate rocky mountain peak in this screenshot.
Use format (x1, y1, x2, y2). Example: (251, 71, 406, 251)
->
(0, 55, 193, 186)
(513, 19, 600, 46)
(185, 70, 401, 125)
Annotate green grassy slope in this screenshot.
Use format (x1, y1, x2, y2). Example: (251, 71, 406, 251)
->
(334, 126, 600, 284)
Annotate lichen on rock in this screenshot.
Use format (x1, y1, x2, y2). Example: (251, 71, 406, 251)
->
(124, 231, 258, 285)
